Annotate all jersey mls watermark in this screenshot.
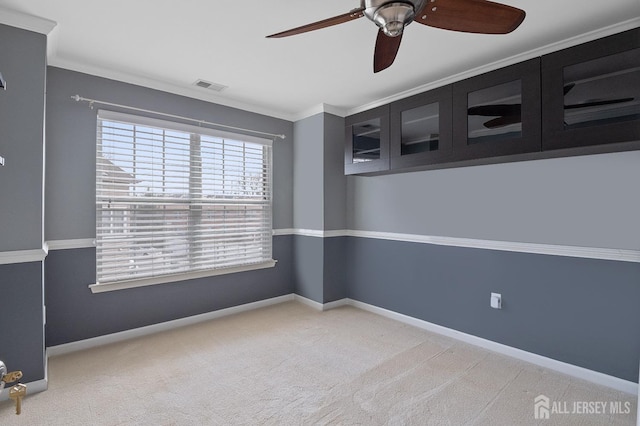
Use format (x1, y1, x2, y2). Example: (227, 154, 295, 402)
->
(534, 394, 633, 420)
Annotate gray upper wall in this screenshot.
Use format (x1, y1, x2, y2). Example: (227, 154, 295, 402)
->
(293, 113, 324, 230)
(323, 113, 347, 231)
(348, 150, 640, 251)
(45, 67, 294, 241)
(292, 112, 346, 231)
(0, 24, 46, 252)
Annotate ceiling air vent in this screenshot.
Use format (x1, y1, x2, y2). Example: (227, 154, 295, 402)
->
(193, 79, 227, 92)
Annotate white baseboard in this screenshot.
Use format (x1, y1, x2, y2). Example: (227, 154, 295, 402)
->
(294, 295, 349, 311)
(294, 295, 324, 310)
(292, 296, 637, 395)
(323, 298, 350, 310)
(347, 299, 638, 396)
(47, 294, 294, 357)
(41, 293, 637, 397)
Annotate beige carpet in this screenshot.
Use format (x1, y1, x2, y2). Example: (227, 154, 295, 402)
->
(1, 301, 636, 425)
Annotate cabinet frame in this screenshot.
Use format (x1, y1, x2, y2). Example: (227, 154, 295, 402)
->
(452, 58, 541, 161)
(541, 28, 640, 151)
(345, 105, 390, 175)
(390, 85, 453, 170)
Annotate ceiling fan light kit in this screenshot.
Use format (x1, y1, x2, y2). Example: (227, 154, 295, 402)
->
(266, 0, 526, 73)
(368, 1, 422, 37)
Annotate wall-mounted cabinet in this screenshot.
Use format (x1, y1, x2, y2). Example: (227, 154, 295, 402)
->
(452, 58, 541, 161)
(345, 28, 640, 176)
(390, 85, 453, 170)
(541, 28, 640, 151)
(345, 105, 390, 175)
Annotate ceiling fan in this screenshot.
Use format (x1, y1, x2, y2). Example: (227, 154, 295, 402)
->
(468, 83, 636, 128)
(266, 0, 526, 73)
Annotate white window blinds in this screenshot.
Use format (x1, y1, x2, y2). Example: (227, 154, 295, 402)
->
(96, 110, 273, 286)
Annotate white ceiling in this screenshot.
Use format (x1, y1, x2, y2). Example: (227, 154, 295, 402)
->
(1, 0, 639, 120)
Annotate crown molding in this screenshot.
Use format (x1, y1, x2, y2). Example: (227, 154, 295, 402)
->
(293, 103, 348, 121)
(38, 16, 639, 123)
(345, 18, 640, 116)
(47, 58, 297, 122)
(0, 7, 56, 35)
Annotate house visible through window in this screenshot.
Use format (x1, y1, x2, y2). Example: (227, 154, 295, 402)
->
(95, 110, 274, 287)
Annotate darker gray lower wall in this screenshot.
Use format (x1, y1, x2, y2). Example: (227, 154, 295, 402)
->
(293, 235, 347, 304)
(45, 235, 293, 346)
(293, 236, 324, 303)
(0, 262, 44, 383)
(323, 237, 347, 302)
(346, 236, 640, 382)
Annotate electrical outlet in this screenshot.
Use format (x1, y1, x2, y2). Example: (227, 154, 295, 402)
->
(491, 292, 502, 309)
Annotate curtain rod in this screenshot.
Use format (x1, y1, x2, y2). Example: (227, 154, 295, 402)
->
(70, 95, 286, 140)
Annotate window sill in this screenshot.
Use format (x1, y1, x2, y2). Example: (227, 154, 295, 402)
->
(89, 260, 277, 293)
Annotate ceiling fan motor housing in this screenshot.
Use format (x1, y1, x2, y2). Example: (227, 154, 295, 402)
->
(363, 0, 427, 36)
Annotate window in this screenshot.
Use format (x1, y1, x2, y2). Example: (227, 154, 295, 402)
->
(95, 110, 274, 289)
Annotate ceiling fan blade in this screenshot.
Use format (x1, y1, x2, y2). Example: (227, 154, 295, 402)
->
(266, 7, 365, 38)
(468, 104, 521, 116)
(564, 97, 634, 109)
(374, 30, 403, 73)
(483, 115, 522, 128)
(414, 0, 525, 34)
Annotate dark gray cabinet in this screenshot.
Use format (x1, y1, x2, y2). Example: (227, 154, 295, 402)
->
(345, 29, 640, 176)
(390, 85, 453, 170)
(541, 28, 640, 150)
(452, 58, 541, 160)
(345, 105, 390, 175)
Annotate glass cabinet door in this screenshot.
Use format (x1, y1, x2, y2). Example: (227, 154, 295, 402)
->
(452, 58, 541, 160)
(345, 105, 390, 175)
(563, 50, 639, 129)
(467, 79, 522, 145)
(390, 85, 452, 169)
(352, 117, 382, 163)
(542, 28, 640, 150)
(401, 102, 439, 154)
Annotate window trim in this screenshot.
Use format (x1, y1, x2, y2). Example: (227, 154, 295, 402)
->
(92, 110, 275, 293)
(89, 259, 277, 293)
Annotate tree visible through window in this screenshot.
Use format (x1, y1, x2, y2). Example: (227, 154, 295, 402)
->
(96, 110, 273, 286)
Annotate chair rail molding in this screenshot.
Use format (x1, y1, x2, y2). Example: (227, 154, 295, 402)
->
(272, 228, 640, 263)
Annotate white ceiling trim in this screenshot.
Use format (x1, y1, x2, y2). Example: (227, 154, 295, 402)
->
(0, 7, 56, 34)
(345, 17, 640, 117)
(2, 7, 638, 122)
(293, 103, 348, 121)
(48, 57, 297, 121)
